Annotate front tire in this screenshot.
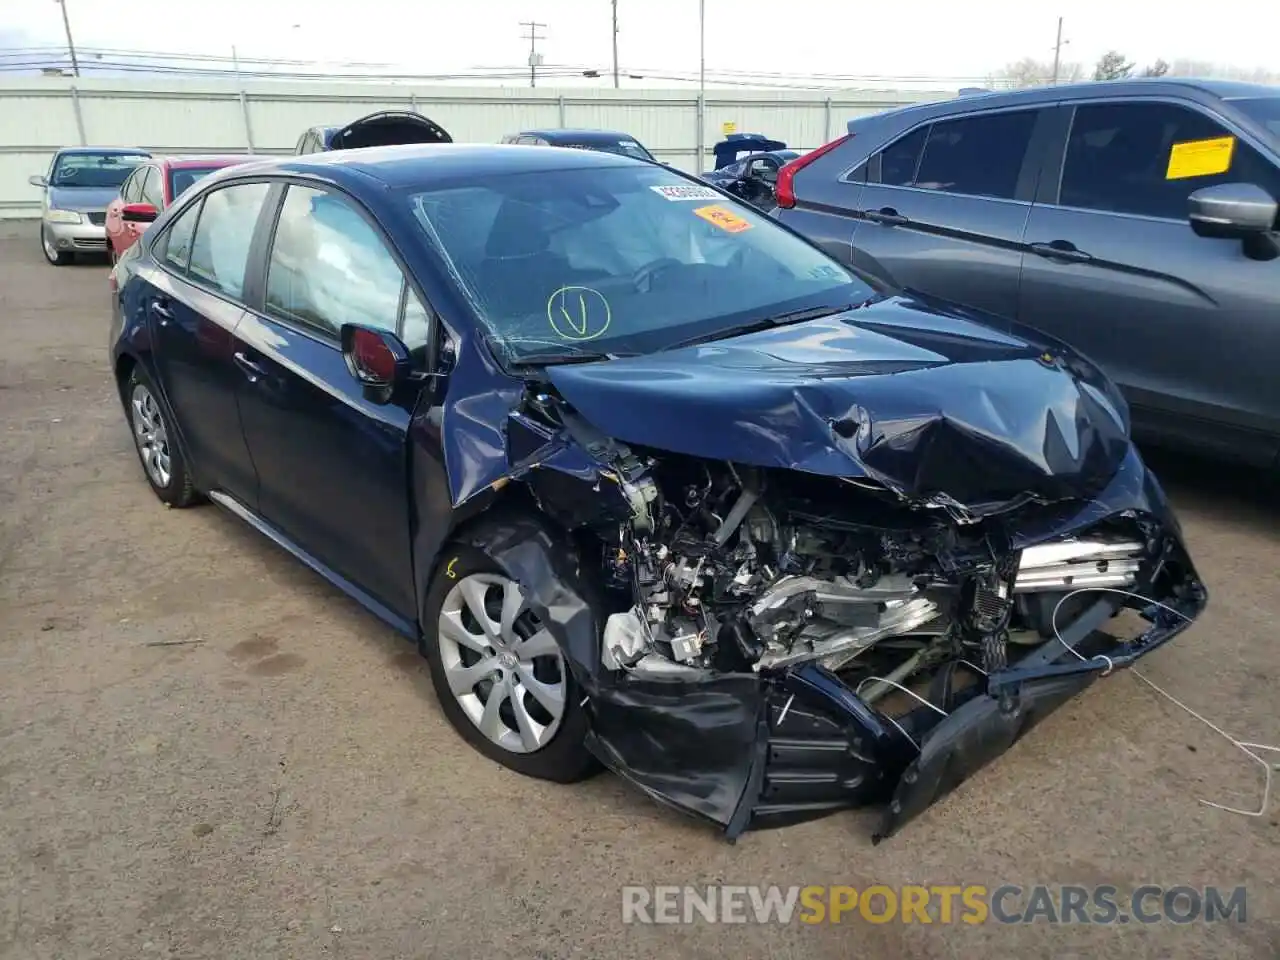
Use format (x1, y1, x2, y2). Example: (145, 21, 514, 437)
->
(420, 540, 595, 783)
(41, 226, 70, 266)
(125, 367, 197, 508)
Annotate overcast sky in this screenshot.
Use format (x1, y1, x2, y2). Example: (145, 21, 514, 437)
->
(5, 0, 1278, 87)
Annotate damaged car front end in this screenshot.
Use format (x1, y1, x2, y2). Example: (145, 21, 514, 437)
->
(403, 156, 1206, 840)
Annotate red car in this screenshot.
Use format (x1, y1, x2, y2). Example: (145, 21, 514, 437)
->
(105, 155, 250, 260)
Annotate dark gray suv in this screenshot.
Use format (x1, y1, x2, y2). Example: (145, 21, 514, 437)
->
(774, 79, 1280, 468)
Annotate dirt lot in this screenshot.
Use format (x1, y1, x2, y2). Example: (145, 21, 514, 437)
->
(0, 220, 1277, 960)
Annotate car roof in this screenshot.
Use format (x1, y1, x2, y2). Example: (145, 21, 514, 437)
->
(851, 77, 1280, 130)
(228, 142, 643, 191)
(518, 129, 639, 143)
(155, 155, 252, 170)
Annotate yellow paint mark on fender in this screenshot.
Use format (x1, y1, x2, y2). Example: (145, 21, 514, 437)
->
(446, 557, 459, 579)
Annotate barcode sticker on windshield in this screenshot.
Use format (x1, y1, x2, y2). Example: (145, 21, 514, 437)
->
(693, 204, 753, 233)
(651, 184, 722, 201)
(1166, 136, 1235, 180)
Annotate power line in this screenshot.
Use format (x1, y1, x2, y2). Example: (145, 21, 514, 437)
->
(520, 20, 546, 88)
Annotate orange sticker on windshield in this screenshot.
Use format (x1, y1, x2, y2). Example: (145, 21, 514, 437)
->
(692, 204, 753, 233)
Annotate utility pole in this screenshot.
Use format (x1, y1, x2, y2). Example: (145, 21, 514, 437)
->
(696, 0, 705, 171)
(56, 0, 80, 78)
(611, 0, 619, 88)
(521, 21, 546, 88)
(1051, 16, 1064, 84)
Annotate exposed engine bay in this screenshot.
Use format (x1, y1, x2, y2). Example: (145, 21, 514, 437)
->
(484, 386, 1206, 840)
(593, 452, 1151, 709)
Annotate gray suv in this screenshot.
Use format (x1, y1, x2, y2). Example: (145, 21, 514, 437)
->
(774, 79, 1280, 468)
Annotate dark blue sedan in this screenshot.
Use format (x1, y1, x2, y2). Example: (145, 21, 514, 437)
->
(108, 143, 1206, 839)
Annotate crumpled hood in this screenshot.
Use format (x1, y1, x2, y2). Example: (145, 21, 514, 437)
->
(545, 293, 1132, 516)
(47, 185, 119, 212)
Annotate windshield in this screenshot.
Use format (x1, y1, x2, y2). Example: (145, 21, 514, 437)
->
(169, 166, 223, 200)
(51, 152, 148, 189)
(407, 164, 873, 363)
(1233, 97, 1280, 139)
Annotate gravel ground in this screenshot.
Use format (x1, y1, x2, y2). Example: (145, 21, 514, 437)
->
(1, 221, 1277, 960)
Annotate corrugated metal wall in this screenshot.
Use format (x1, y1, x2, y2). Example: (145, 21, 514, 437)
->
(0, 78, 950, 219)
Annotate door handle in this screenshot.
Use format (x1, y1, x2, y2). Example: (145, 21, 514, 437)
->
(233, 350, 268, 383)
(863, 207, 909, 226)
(1028, 240, 1093, 263)
(150, 298, 174, 325)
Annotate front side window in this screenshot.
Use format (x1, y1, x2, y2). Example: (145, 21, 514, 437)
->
(408, 164, 871, 363)
(187, 182, 271, 299)
(50, 152, 149, 189)
(1059, 101, 1280, 220)
(120, 167, 145, 204)
(265, 185, 406, 338)
(140, 168, 165, 209)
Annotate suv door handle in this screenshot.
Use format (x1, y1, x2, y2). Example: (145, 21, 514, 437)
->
(1028, 240, 1093, 263)
(863, 207, 909, 226)
(233, 350, 268, 383)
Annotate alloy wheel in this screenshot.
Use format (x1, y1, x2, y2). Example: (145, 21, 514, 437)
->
(436, 573, 567, 754)
(130, 382, 172, 489)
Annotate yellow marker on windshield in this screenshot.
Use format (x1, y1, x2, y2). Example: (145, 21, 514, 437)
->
(1166, 136, 1235, 180)
(546, 286, 612, 341)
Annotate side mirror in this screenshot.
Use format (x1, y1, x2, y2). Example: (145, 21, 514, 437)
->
(121, 202, 159, 224)
(28, 174, 47, 188)
(340, 323, 411, 404)
(1189, 183, 1277, 240)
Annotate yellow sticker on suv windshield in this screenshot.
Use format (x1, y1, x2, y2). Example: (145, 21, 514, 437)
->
(692, 204, 754, 233)
(1166, 136, 1235, 180)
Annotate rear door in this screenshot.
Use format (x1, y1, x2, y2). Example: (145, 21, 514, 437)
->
(143, 182, 272, 502)
(232, 182, 429, 621)
(850, 106, 1050, 319)
(1018, 97, 1280, 465)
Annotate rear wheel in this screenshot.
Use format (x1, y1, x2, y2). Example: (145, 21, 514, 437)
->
(125, 367, 197, 508)
(41, 226, 70, 266)
(420, 540, 595, 783)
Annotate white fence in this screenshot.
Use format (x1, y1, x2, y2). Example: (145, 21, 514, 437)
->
(0, 78, 953, 219)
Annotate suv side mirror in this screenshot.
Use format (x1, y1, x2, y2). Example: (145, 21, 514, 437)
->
(28, 174, 47, 188)
(340, 323, 411, 404)
(122, 202, 159, 223)
(1188, 183, 1277, 239)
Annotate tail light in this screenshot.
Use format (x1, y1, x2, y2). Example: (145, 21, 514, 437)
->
(774, 134, 853, 209)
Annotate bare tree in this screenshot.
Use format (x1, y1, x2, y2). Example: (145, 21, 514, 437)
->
(1093, 50, 1135, 81)
(1142, 58, 1170, 78)
(990, 57, 1082, 89)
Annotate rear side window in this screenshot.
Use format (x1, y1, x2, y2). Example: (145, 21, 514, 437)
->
(160, 199, 200, 272)
(1059, 101, 1280, 220)
(187, 182, 271, 299)
(911, 110, 1038, 200)
(265, 185, 406, 338)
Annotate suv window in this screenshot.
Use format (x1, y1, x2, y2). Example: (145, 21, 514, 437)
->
(879, 126, 928, 186)
(187, 182, 271, 299)
(160, 198, 201, 272)
(910, 110, 1038, 199)
(1059, 100, 1280, 220)
(265, 185, 407, 339)
(140, 168, 165, 209)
